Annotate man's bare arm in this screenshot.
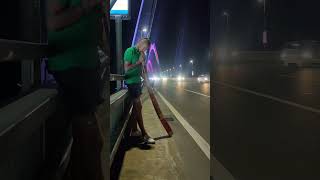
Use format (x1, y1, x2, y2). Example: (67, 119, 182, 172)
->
(124, 53, 146, 72)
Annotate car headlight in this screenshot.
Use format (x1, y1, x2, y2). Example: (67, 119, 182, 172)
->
(151, 76, 160, 81)
(177, 76, 184, 81)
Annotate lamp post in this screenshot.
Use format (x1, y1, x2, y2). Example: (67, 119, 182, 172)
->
(222, 11, 230, 34)
(222, 11, 230, 50)
(189, 59, 194, 77)
(141, 27, 148, 39)
(258, 0, 268, 48)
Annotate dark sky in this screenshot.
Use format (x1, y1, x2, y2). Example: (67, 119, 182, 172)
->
(151, 0, 210, 73)
(214, 0, 320, 50)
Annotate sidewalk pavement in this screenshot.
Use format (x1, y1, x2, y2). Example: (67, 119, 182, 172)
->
(118, 90, 186, 180)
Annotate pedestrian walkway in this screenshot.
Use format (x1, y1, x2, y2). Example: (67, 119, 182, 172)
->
(118, 92, 186, 180)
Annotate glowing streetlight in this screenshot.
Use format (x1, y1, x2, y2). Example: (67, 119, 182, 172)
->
(189, 59, 194, 77)
(142, 27, 148, 33)
(141, 27, 148, 38)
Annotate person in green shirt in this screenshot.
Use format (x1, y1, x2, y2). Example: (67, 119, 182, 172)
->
(47, 0, 104, 179)
(124, 38, 155, 144)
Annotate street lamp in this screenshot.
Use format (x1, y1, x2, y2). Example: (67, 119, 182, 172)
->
(189, 59, 194, 77)
(142, 27, 148, 32)
(222, 11, 230, 32)
(141, 26, 148, 38)
(258, 0, 268, 48)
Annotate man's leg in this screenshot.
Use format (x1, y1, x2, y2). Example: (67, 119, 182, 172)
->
(130, 109, 139, 133)
(70, 112, 104, 180)
(132, 97, 155, 144)
(69, 69, 104, 180)
(132, 97, 147, 136)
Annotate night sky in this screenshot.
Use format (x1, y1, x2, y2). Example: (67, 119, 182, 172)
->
(214, 0, 320, 50)
(150, 0, 210, 73)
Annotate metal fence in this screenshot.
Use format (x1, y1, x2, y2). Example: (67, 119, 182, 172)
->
(110, 74, 133, 165)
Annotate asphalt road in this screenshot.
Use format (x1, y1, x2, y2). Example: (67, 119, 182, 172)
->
(155, 79, 210, 142)
(213, 61, 320, 180)
(154, 79, 211, 180)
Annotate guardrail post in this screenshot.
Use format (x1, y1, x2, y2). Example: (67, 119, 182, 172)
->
(115, 19, 123, 90)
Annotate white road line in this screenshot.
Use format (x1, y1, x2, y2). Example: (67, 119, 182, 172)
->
(213, 80, 320, 114)
(183, 89, 211, 98)
(156, 91, 210, 160)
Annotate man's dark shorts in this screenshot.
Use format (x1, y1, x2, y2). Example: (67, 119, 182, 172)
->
(127, 83, 142, 99)
(52, 68, 100, 114)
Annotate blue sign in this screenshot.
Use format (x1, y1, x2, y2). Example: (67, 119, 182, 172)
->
(111, 0, 129, 18)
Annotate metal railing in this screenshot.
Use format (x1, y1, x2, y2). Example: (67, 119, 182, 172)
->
(109, 74, 133, 165)
(0, 38, 74, 180)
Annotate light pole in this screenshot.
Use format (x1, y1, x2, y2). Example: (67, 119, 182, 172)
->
(141, 27, 148, 39)
(222, 11, 230, 33)
(222, 11, 230, 49)
(190, 59, 194, 77)
(179, 64, 182, 72)
(258, 0, 268, 48)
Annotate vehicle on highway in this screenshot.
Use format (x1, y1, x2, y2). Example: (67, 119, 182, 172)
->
(149, 75, 160, 81)
(197, 74, 210, 83)
(175, 74, 185, 81)
(281, 40, 320, 67)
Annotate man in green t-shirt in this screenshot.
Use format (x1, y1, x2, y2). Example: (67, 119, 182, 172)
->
(124, 38, 155, 144)
(47, 0, 104, 179)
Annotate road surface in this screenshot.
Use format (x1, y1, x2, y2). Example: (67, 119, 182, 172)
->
(213, 61, 320, 180)
(155, 78, 211, 180)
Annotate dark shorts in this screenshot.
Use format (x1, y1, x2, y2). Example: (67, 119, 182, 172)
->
(52, 68, 100, 114)
(127, 83, 142, 99)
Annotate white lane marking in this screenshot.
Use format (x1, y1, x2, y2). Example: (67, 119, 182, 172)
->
(183, 89, 210, 98)
(156, 91, 210, 160)
(213, 80, 320, 114)
(304, 92, 313, 95)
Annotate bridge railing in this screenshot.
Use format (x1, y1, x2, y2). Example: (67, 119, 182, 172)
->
(0, 39, 73, 180)
(110, 74, 133, 165)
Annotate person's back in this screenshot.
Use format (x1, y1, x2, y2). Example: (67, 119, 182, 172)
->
(47, 1, 105, 179)
(48, 0, 100, 72)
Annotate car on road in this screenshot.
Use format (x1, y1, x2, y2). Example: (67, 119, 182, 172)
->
(175, 74, 185, 81)
(281, 40, 320, 67)
(197, 74, 210, 83)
